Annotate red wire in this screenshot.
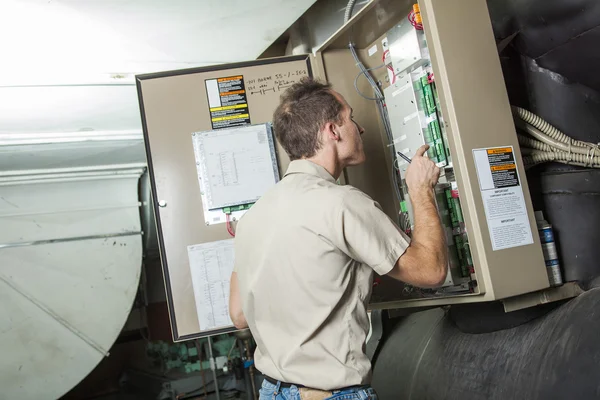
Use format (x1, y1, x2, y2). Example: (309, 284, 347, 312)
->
(408, 10, 423, 30)
(382, 50, 396, 84)
(387, 65, 396, 84)
(226, 213, 235, 237)
(382, 49, 390, 62)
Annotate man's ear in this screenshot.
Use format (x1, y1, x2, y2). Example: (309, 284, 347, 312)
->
(322, 121, 340, 142)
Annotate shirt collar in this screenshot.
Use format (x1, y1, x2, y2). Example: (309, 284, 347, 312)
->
(283, 160, 336, 183)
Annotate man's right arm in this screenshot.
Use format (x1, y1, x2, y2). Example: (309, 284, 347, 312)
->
(386, 145, 448, 287)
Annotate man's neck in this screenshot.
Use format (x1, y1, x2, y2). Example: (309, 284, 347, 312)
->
(305, 155, 343, 180)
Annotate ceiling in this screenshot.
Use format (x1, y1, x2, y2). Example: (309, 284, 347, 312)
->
(0, 0, 317, 80)
(0, 0, 317, 135)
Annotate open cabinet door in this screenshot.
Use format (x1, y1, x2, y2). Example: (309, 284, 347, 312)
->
(137, 56, 313, 341)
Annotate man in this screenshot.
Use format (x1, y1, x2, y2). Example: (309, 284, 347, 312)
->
(229, 77, 447, 400)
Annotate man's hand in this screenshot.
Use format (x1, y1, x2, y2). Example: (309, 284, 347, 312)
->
(386, 145, 447, 287)
(405, 145, 440, 193)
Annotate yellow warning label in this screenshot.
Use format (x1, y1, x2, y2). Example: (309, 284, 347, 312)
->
(209, 104, 248, 112)
(220, 90, 245, 96)
(487, 147, 513, 155)
(218, 76, 243, 83)
(211, 113, 250, 122)
(490, 163, 516, 172)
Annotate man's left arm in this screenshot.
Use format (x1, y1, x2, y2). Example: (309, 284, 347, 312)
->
(229, 271, 248, 329)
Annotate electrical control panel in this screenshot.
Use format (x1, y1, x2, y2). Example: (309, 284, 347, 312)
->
(381, 14, 475, 299)
(310, 0, 551, 309)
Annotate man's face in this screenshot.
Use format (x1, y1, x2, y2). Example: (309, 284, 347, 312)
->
(331, 91, 366, 166)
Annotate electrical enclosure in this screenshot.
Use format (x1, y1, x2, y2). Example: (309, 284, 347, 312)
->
(138, 0, 550, 340)
(309, 0, 549, 310)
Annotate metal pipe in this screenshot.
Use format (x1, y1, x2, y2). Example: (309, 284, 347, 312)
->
(0, 231, 142, 249)
(0, 203, 141, 218)
(0, 163, 147, 177)
(195, 339, 209, 399)
(0, 130, 143, 145)
(238, 340, 253, 400)
(208, 336, 221, 400)
(0, 174, 144, 186)
(0, 169, 145, 183)
(244, 339, 258, 400)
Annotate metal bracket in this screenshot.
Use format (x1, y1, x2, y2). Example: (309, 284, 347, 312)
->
(502, 282, 584, 313)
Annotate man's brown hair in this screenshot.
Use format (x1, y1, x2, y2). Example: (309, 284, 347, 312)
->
(272, 77, 344, 160)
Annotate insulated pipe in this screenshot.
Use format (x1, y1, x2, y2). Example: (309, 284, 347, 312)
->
(525, 150, 600, 168)
(517, 121, 598, 156)
(344, 0, 358, 23)
(512, 106, 590, 147)
(372, 288, 600, 400)
(0, 163, 147, 177)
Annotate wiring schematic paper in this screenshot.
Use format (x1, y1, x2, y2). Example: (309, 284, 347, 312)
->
(187, 239, 235, 331)
(192, 123, 279, 211)
(473, 146, 534, 251)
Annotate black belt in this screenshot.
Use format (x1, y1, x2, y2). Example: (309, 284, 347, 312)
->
(263, 375, 365, 392)
(264, 375, 305, 389)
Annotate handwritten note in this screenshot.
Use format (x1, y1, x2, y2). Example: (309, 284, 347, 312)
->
(247, 69, 308, 95)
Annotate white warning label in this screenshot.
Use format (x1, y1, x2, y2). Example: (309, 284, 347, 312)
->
(473, 146, 534, 251)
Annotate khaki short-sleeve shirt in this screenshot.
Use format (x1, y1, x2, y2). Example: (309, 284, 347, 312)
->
(234, 160, 410, 390)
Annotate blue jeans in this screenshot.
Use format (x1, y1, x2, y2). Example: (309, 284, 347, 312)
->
(258, 379, 378, 400)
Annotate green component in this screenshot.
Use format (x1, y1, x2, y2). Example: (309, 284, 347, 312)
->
(436, 142, 446, 163)
(166, 359, 184, 370)
(422, 125, 433, 142)
(453, 197, 464, 223)
(453, 235, 470, 277)
(418, 97, 427, 112)
(445, 189, 458, 228)
(454, 235, 464, 260)
(415, 87, 427, 112)
(223, 203, 254, 215)
(423, 85, 436, 114)
(420, 75, 429, 88)
(464, 243, 474, 267)
(400, 201, 408, 213)
(184, 360, 212, 373)
(146, 335, 242, 375)
(427, 146, 437, 161)
(430, 120, 442, 140)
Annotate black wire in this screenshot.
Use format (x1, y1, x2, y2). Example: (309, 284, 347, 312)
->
(354, 64, 386, 101)
(348, 43, 404, 217)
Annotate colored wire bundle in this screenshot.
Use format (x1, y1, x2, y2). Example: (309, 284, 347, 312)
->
(382, 50, 396, 84)
(408, 9, 423, 30)
(226, 213, 236, 237)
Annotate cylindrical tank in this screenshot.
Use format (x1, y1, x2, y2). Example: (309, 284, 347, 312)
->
(539, 169, 600, 287)
(0, 135, 146, 399)
(372, 288, 600, 400)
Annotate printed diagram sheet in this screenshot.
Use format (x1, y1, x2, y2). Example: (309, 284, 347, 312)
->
(192, 123, 280, 225)
(187, 239, 235, 331)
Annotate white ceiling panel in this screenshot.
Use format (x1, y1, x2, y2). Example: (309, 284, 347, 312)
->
(0, 0, 316, 134)
(0, 0, 316, 78)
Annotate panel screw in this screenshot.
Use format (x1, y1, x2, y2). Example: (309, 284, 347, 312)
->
(158, 200, 167, 207)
